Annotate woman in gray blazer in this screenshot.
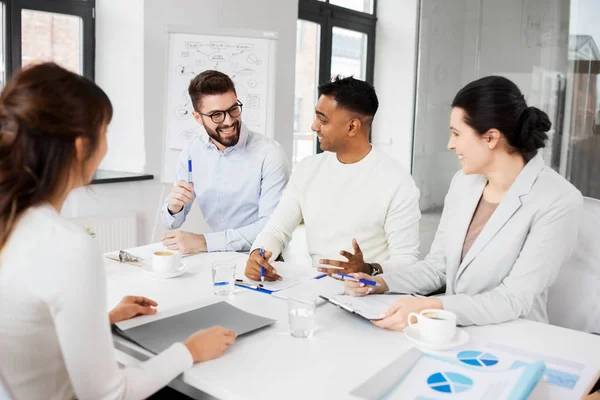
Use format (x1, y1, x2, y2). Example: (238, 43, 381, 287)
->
(346, 76, 583, 329)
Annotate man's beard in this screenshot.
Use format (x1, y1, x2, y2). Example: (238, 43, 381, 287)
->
(205, 120, 241, 148)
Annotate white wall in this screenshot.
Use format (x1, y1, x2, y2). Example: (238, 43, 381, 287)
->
(371, 0, 419, 172)
(95, 0, 146, 173)
(62, 0, 299, 246)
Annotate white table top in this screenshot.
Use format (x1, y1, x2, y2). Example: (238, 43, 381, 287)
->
(106, 245, 600, 400)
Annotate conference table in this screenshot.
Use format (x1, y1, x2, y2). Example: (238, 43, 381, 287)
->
(106, 244, 600, 400)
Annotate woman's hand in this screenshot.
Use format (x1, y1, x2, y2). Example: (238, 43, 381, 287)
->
(109, 296, 158, 324)
(343, 273, 388, 296)
(372, 296, 443, 331)
(184, 326, 236, 363)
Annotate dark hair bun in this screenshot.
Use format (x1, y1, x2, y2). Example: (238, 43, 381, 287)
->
(516, 106, 550, 153)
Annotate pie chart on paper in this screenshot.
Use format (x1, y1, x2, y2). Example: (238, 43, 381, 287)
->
(427, 372, 473, 394)
(457, 350, 499, 367)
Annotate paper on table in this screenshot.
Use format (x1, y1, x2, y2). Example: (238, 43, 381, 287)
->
(385, 353, 543, 399)
(272, 275, 345, 302)
(323, 294, 410, 320)
(235, 261, 322, 292)
(435, 341, 599, 400)
(351, 347, 545, 400)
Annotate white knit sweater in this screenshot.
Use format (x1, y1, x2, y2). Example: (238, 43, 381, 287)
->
(0, 204, 193, 399)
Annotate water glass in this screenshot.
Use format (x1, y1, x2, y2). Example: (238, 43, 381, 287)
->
(288, 297, 316, 338)
(212, 262, 236, 295)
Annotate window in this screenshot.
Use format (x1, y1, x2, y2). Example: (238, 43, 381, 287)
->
(1, 0, 95, 84)
(330, 0, 374, 14)
(412, 0, 600, 209)
(293, 0, 377, 163)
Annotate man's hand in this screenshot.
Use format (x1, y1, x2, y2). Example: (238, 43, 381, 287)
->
(318, 238, 371, 275)
(167, 180, 195, 215)
(161, 230, 207, 254)
(109, 296, 158, 324)
(245, 249, 281, 281)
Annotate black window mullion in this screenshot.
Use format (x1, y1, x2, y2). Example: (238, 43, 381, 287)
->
(299, 0, 377, 153)
(8, 0, 95, 79)
(3, 0, 12, 85)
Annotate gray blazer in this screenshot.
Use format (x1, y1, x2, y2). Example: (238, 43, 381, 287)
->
(383, 154, 583, 326)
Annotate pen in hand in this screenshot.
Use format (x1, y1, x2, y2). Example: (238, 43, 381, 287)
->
(259, 247, 265, 282)
(187, 155, 193, 184)
(331, 273, 380, 287)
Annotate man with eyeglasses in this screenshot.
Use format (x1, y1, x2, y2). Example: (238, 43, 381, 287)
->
(160, 70, 290, 253)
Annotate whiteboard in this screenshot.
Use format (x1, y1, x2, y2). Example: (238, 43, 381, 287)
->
(161, 26, 278, 182)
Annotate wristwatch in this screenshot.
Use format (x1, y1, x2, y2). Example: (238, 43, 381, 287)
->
(367, 263, 380, 276)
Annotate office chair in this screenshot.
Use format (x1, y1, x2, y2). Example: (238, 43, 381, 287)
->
(547, 196, 600, 334)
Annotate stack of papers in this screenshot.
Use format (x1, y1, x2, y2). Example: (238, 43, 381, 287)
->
(434, 341, 600, 400)
(351, 347, 546, 400)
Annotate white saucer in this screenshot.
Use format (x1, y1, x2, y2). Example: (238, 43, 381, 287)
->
(404, 325, 469, 351)
(143, 263, 188, 279)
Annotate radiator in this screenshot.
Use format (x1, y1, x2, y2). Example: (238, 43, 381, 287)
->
(70, 214, 138, 253)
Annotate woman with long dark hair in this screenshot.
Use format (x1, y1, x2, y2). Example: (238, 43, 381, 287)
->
(0, 63, 235, 399)
(346, 76, 583, 330)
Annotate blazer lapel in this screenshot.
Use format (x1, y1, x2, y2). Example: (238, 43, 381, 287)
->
(445, 175, 487, 293)
(455, 154, 546, 283)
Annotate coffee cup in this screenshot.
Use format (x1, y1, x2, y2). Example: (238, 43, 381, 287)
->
(152, 251, 182, 273)
(407, 309, 457, 344)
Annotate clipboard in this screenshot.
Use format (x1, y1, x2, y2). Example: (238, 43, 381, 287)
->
(319, 294, 383, 321)
(319, 294, 413, 321)
(104, 254, 144, 267)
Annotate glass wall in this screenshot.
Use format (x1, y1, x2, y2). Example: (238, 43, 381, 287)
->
(413, 0, 599, 210)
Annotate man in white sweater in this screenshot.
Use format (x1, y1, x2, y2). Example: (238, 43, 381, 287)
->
(245, 76, 421, 281)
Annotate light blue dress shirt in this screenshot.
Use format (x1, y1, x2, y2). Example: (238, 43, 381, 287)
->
(161, 123, 290, 251)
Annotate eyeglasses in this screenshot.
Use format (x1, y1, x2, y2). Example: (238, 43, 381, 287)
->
(198, 100, 243, 124)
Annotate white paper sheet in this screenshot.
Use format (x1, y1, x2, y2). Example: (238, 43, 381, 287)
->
(235, 261, 323, 292)
(272, 275, 345, 302)
(385, 356, 531, 400)
(433, 341, 599, 400)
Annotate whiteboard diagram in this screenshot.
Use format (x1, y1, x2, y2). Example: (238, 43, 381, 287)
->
(165, 31, 274, 149)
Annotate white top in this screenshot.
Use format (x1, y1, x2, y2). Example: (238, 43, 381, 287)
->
(252, 148, 421, 272)
(0, 204, 193, 400)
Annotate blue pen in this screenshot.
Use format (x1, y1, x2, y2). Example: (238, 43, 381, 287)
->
(332, 273, 379, 286)
(187, 155, 193, 184)
(259, 247, 265, 282)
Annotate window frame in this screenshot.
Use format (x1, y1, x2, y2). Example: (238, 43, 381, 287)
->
(3, 0, 95, 80)
(298, 0, 377, 153)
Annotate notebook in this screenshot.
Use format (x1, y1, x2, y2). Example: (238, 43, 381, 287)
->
(113, 301, 275, 354)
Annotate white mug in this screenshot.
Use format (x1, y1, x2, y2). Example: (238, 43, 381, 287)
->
(152, 251, 182, 273)
(407, 309, 457, 344)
